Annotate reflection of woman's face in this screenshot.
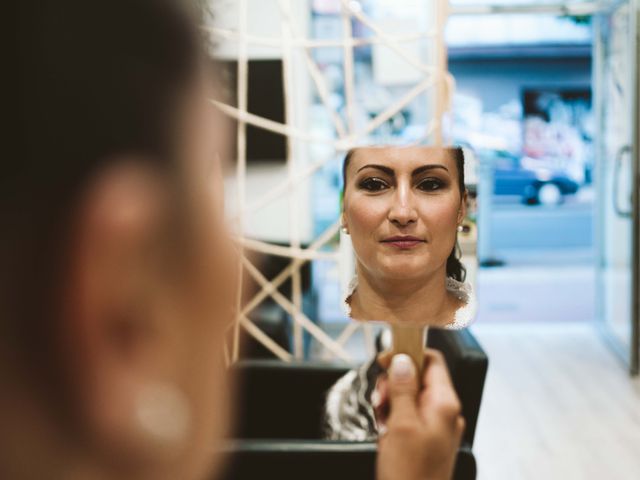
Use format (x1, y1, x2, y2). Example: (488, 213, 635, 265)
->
(343, 146, 464, 283)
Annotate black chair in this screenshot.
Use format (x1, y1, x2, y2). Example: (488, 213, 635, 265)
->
(220, 328, 488, 480)
(220, 441, 477, 480)
(427, 328, 488, 448)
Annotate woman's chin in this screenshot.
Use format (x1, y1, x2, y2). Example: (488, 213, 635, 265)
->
(375, 261, 429, 281)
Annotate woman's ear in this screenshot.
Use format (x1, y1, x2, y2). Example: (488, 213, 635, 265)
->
(458, 190, 468, 224)
(340, 213, 349, 234)
(59, 159, 188, 459)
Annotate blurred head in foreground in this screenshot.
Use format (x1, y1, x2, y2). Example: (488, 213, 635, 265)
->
(3, 1, 236, 479)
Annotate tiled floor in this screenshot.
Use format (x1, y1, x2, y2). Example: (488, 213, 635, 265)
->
(476, 265, 596, 324)
(472, 322, 640, 480)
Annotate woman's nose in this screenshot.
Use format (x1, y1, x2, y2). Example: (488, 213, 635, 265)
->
(388, 186, 418, 227)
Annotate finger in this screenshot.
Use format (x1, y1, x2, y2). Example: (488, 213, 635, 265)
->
(419, 350, 462, 424)
(456, 416, 466, 439)
(421, 349, 455, 394)
(386, 354, 419, 424)
(372, 375, 390, 426)
(377, 349, 393, 370)
(372, 376, 388, 409)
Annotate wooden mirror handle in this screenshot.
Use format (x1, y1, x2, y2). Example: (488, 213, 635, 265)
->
(389, 324, 428, 376)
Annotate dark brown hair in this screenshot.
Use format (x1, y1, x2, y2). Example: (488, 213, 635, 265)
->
(341, 146, 466, 282)
(4, 0, 205, 403)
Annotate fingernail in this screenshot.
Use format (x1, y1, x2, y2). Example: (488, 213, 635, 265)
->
(390, 354, 415, 381)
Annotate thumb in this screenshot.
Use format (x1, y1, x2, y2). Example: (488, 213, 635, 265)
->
(387, 354, 419, 423)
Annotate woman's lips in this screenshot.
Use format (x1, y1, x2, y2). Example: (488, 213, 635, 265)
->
(381, 236, 426, 249)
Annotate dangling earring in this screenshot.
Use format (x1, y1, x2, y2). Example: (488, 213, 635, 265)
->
(135, 382, 191, 445)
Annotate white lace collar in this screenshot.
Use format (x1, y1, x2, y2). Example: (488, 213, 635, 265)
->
(342, 275, 476, 330)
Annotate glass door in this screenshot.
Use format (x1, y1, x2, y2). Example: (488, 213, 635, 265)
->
(594, 0, 640, 375)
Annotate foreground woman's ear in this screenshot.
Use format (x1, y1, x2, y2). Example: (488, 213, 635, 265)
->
(59, 160, 195, 469)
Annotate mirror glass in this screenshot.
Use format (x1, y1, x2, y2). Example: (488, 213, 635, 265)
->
(324, 145, 476, 440)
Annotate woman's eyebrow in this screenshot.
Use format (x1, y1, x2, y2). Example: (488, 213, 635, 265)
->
(412, 164, 449, 176)
(356, 164, 395, 175)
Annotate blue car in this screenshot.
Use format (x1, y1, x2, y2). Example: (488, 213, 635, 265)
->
(480, 150, 580, 205)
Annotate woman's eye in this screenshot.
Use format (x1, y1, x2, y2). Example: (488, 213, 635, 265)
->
(359, 177, 389, 192)
(418, 178, 445, 191)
